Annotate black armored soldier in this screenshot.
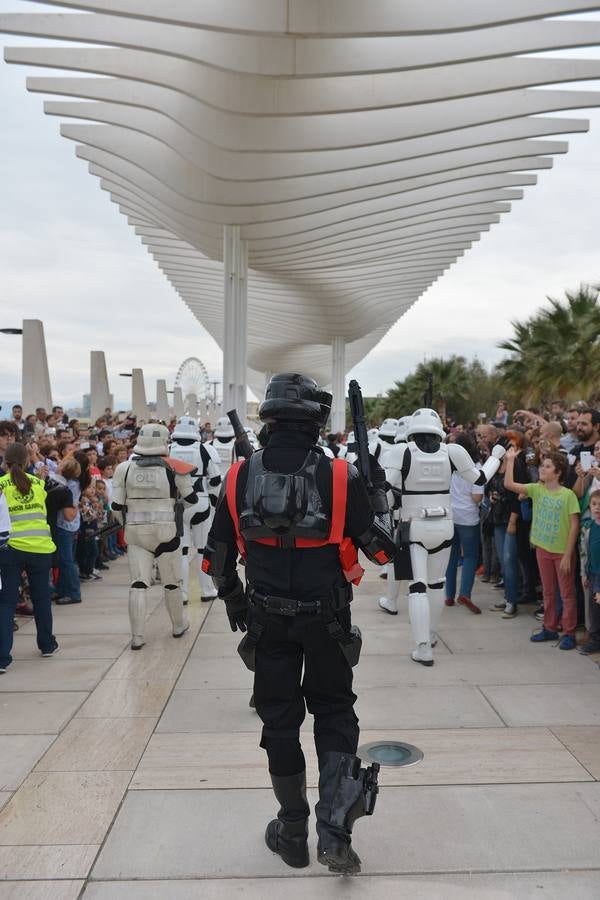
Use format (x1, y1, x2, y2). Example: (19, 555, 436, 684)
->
(203, 373, 393, 875)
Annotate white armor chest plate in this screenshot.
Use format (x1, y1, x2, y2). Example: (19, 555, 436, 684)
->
(212, 438, 235, 475)
(127, 463, 171, 501)
(170, 443, 201, 469)
(402, 443, 452, 520)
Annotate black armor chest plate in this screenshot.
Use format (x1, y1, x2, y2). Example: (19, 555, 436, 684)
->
(239, 448, 331, 543)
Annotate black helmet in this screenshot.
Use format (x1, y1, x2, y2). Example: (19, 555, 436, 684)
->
(259, 373, 332, 426)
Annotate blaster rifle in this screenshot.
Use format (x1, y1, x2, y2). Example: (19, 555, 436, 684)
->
(348, 380, 372, 487)
(226, 409, 254, 460)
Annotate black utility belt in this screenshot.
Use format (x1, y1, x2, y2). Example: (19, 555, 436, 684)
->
(248, 587, 350, 617)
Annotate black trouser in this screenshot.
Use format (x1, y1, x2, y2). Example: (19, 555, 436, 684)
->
(252, 605, 359, 777)
(516, 519, 539, 602)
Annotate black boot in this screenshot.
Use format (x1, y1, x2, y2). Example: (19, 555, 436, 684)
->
(265, 771, 310, 868)
(315, 751, 380, 875)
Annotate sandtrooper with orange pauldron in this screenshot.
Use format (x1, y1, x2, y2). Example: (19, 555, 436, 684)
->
(111, 424, 199, 650)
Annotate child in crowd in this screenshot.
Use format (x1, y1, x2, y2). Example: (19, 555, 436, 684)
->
(579, 489, 600, 655)
(504, 448, 580, 649)
(77, 482, 104, 580)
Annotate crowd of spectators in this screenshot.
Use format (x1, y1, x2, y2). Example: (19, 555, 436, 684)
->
(434, 402, 600, 653)
(2, 397, 600, 659)
(0, 405, 144, 619)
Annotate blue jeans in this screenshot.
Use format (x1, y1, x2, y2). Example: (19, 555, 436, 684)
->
(0, 546, 57, 668)
(446, 524, 480, 600)
(494, 525, 519, 605)
(54, 527, 81, 600)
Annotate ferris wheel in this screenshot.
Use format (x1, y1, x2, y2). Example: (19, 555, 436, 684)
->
(174, 357, 211, 417)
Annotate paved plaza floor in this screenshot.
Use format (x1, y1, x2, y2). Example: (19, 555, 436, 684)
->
(1, 560, 600, 899)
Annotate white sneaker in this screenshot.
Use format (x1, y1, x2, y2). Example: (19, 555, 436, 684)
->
(131, 635, 145, 651)
(411, 642, 434, 667)
(502, 603, 518, 619)
(378, 596, 398, 616)
(430, 631, 438, 648)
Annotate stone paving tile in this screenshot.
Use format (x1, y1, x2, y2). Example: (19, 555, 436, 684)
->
(0, 736, 56, 790)
(11, 633, 128, 660)
(0, 846, 99, 881)
(0, 658, 113, 693)
(0, 881, 84, 899)
(551, 727, 600, 779)
(0, 692, 88, 735)
(92, 783, 600, 879)
(156, 690, 261, 733)
(15, 613, 132, 636)
(480, 684, 600, 726)
(0, 799, 9, 816)
(177, 656, 256, 691)
(77, 678, 175, 718)
(354, 650, 600, 687)
(440, 624, 557, 653)
(0, 771, 131, 845)
(83, 872, 600, 900)
(131, 725, 590, 791)
(35, 718, 156, 773)
(105, 647, 192, 682)
(355, 685, 504, 729)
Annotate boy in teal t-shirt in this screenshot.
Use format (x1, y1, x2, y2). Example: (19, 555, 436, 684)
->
(505, 449, 579, 648)
(579, 489, 600, 654)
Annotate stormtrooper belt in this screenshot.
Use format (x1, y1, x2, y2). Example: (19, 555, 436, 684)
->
(126, 511, 174, 524)
(248, 588, 322, 616)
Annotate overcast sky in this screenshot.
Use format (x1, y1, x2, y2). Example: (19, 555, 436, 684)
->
(1, 3, 600, 410)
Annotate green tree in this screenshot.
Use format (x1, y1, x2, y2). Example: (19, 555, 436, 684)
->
(498, 284, 600, 405)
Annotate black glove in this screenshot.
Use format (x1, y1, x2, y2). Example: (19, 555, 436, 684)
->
(223, 578, 248, 632)
(368, 453, 387, 488)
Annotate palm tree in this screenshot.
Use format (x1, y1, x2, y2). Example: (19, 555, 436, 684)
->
(416, 356, 470, 420)
(498, 285, 600, 404)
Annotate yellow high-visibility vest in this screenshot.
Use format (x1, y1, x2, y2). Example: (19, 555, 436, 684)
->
(0, 473, 56, 554)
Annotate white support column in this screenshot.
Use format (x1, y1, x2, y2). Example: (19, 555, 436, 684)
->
(223, 224, 248, 421)
(156, 379, 170, 421)
(331, 336, 346, 434)
(131, 368, 148, 421)
(22, 319, 52, 414)
(90, 351, 111, 422)
(173, 387, 184, 417)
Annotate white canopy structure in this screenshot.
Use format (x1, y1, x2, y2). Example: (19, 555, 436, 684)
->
(3, 1, 600, 427)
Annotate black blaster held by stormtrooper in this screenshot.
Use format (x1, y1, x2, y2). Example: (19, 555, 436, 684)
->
(226, 409, 254, 461)
(347, 380, 395, 558)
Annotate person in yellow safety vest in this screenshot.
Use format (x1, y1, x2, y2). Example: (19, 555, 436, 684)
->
(0, 442, 58, 674)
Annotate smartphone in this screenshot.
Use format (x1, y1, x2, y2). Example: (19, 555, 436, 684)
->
(580, 451, 593, 472)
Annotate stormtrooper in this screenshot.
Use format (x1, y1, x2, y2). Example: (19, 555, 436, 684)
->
(378, 415, 412, 614)
(111, 423, 199, 650)
(374, 419, 400, 463)
(211, 416, 239, 477)
(170, 416, 222, 602)
(384, 409, 505, 665)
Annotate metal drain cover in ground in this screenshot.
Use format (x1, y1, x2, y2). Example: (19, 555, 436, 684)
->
(358, 740, 423, 768)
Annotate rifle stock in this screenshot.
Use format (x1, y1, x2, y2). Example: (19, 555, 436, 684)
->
(226, 409, 254, 460)
(348, 380, 372, 486)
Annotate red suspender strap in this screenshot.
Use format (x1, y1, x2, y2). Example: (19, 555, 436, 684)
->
(329, 458, 348, 545)
(225, 461, 246, 558)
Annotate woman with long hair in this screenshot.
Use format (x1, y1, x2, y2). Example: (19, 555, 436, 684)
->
(0, 442, 58, 673)
(445, 432, 485, 613)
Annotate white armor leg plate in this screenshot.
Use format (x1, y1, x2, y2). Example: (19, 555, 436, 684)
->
(180, 519, 192, 604)
(191, 516, 217, 600)
(157, 548, 188, 637)
(408, 543, 433, 665)
(428, 546, 452, 643)
(128, 588, 146, 650)
(379, 563, 401, 615)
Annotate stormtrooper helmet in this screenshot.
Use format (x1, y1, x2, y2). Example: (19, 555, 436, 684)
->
(171, 416, 200, 442)
(395, 416, 412, 443)
(213, 416, 235, 440)
(378, 418, 399, 442)
(133, 423, 170, 456)
(407, 408, 444, 439)
(367, 427, 379, 442)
